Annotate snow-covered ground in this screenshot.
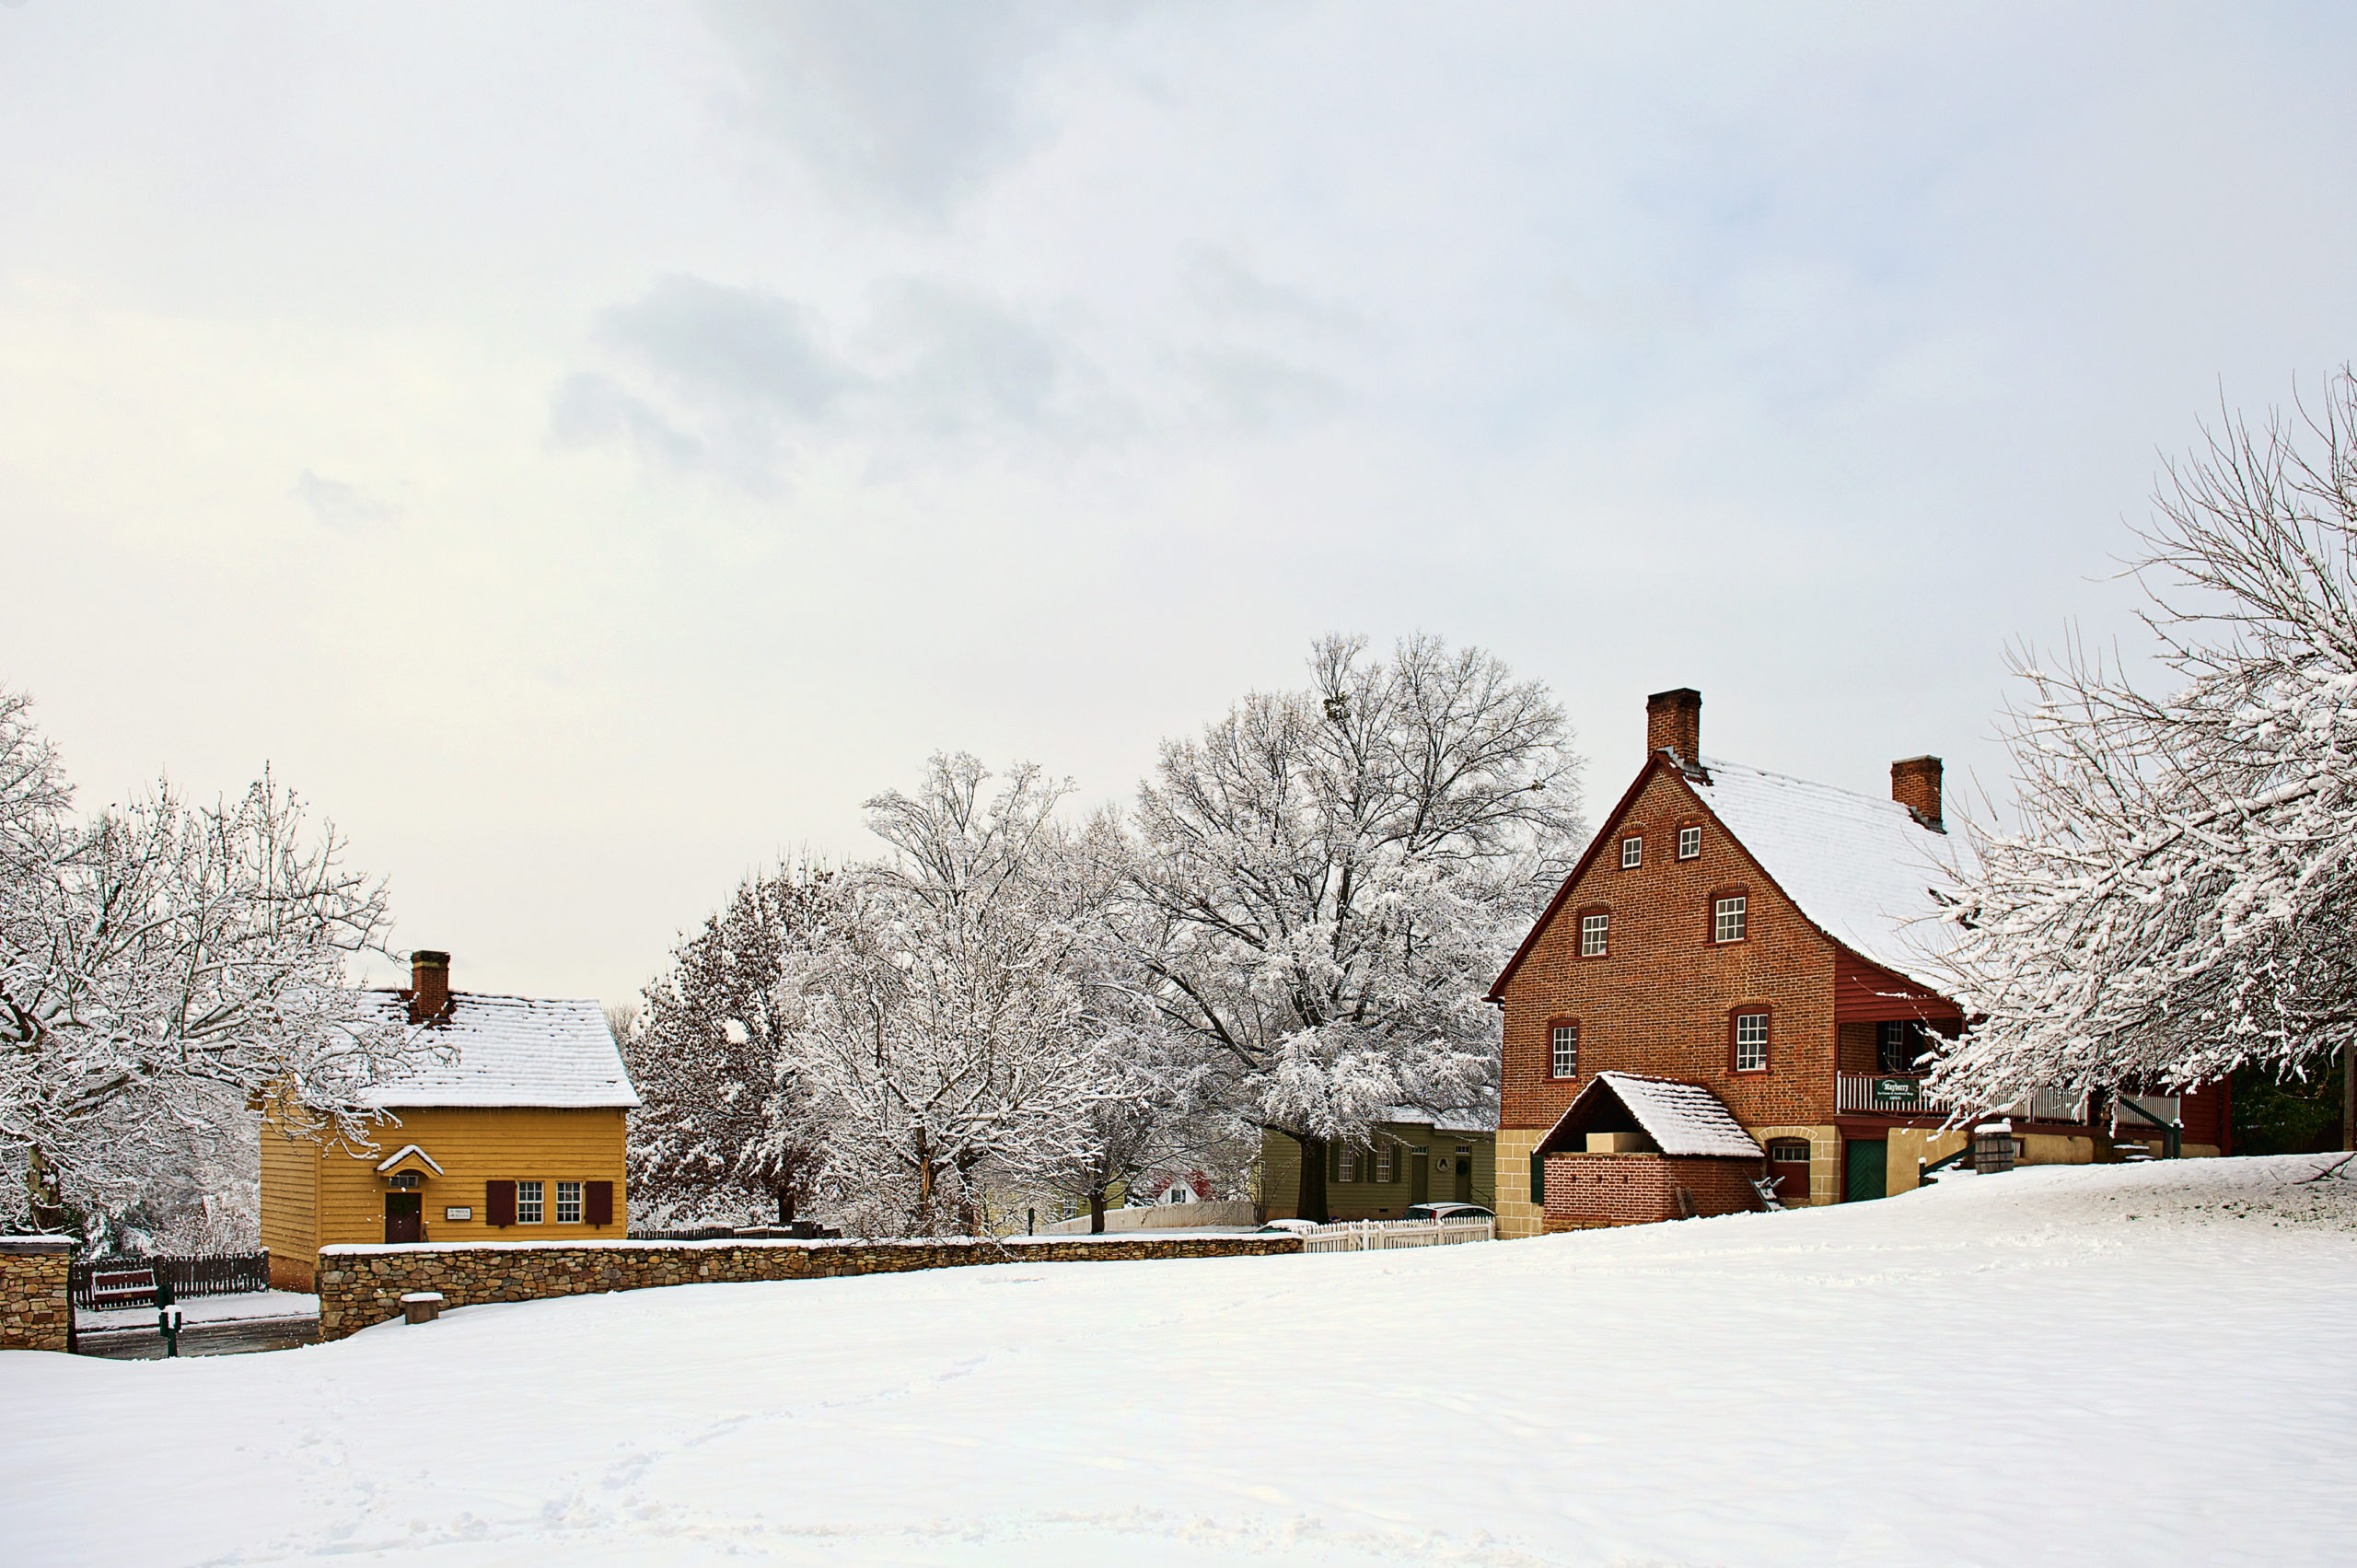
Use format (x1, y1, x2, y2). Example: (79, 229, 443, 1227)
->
(76, 1289, 318, 1331)
(4, 1156, 2351, 1567)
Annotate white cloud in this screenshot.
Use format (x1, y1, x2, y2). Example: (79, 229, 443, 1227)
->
(701, 0, 1115, 218)
(292, 470, 397, 530)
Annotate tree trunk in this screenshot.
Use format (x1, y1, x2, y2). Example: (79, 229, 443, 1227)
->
(2343, 1047, 2354, 1154)
(1292, 1132, 1329, 1224)
(26, 1144, 64, 1234)
(775, 1185, 795, 1225)
(1088, 1179, 1108, 1235)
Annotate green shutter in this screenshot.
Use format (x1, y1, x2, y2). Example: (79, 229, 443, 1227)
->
(1529, 1149, 1547, 1204)
(1328, 1143, 1341, 1183)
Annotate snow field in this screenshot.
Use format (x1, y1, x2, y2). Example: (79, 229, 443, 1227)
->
(3, 1156, 2351, 1567)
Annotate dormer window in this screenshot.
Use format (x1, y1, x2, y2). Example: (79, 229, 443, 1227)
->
(1620, 836, 1643, 868)
(1678, 825, 1701, 860)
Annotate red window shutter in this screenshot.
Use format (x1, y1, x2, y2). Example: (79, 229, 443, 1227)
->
(487, 1179, 517, 1227)
(585, 1180, 614, 1227)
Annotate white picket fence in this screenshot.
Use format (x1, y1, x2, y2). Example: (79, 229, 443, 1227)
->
(1298, 1216, 1495, 1253)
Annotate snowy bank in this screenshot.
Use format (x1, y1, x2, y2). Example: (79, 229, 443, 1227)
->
(3, 1155, 2351, 1567)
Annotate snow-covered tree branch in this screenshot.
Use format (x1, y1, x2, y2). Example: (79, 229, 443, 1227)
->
(1936, 370, 2357, 1122)
(0, 688, 410, 1229)
(624, 864, 835, 1226)
(777, 756, 1140, 1237)
(1118, 633, 1585, 1220)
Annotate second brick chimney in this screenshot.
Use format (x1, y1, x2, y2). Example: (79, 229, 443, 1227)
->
(1891, 756, 1944, 830)
(409, 949, 452, 1025)
(1646, 687, 1702, 764)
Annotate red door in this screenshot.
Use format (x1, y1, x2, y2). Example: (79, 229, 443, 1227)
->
(1767, 1140, 1811, 1204)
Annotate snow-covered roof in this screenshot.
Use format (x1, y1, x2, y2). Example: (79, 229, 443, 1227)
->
(1382, 1105, 1500, 1136)
(358, 991, 640, 1109)
(1543, 1073, 1764, 1159)
(375, 1144, 445, 1175)
(1689, 755, 1971, 992)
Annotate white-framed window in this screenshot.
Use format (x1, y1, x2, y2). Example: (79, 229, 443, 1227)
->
(1339, 1149, 1358, 1183)
(1550, 1022, 1578, 1078)
(1678, 825, 1701, 860)
(1620, 836, 1642, 868)
(516, 1179, 545, 1224)
(555, 1180, 584, 1224)
(1734, 1012, 1770, 1072)
(1713, 895, 1747, 944)
(1376, 1145, 1394, 1182)
(1580, 912, 1609, 958)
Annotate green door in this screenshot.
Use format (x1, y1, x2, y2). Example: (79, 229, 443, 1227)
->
(1410, 1153, 1429, 1204)
(1844, 1140, 1887, 1202)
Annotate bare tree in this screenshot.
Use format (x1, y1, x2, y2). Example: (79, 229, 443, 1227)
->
(1937, 370, 2357, 1144)
(1118, 634, 1585, 1221)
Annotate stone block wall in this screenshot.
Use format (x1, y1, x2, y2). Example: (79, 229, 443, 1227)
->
(1, 1237, 73, 1352)
(318, 1232, 1302, 1340)
(1543, 1153, 1765, 1230)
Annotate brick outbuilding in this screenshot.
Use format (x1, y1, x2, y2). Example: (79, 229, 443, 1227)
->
(1534, 1073, 1767, 1229)
(1487, 689, 2231, 1239)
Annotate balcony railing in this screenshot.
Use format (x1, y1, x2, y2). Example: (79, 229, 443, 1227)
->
(1839, 1075, 2099, 1124)
(1836, 1073, 1950, 1115)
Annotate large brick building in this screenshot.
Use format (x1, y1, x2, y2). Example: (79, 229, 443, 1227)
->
(1488, 688, 2230, 1239)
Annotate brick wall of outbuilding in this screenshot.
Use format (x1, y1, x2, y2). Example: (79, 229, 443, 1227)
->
(318, 1233, 1302, 1340)
(1542, 1154, 1765, 1230)
(0, 1237, 73, 1352)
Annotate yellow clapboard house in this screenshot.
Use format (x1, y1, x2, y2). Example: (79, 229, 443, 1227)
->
(260, 950, 640, 1291)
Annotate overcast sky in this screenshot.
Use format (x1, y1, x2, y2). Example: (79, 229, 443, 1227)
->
(4, 1, 2352, 1006)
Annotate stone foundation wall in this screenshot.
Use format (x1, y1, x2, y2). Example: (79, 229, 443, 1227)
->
(0, 1237, 74, 1352)
(318, 1233, 1302, 1340)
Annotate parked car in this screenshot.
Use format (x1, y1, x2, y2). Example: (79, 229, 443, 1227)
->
(1401, 1202, 1494, 1223)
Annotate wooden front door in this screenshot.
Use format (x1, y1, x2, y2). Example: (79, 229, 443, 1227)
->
(1452, 1150, 1474, 1203)
(385, 1192, 423, 1243)
(1843, 1140, 1887, 1202)
(1410, 1152, 1429, 1204)
(1767, 1139, 1811, 1204)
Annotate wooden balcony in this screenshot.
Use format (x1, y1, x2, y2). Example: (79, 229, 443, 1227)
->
(1836, 1073, 1949, 1116)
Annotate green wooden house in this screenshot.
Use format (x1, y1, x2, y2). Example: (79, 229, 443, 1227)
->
(1259, 1116, 1497, 1221)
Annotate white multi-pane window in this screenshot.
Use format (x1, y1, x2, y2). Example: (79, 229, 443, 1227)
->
(555, 1180, 584, 1224)
(516, 1179, 545, 1224)
(1734, 1013, 1770, 1071)
(1550, 1022, 1578, 1077)
(1339, 1150, 1358, 1183)
(1713, 895, 1747, 943)
(1580, 912, 1609, 957)
(1678, 825, 1701, 859)
(1620, 836, 1642, 868)
(1376, 1145, 1394, 1182)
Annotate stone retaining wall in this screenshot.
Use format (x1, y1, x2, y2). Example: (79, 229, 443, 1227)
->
(318, 1233, 1301, 1340)
(0, 1237, 73, 1352)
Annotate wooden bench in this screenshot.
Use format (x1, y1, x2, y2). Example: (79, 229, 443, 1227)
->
(89, 1266, 158, 1310)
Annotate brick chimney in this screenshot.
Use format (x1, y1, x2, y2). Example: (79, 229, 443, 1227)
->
(1891, 757, 1944, 830)
(1646, 688, 1702, 764)
(409, 949, 451, 1024)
